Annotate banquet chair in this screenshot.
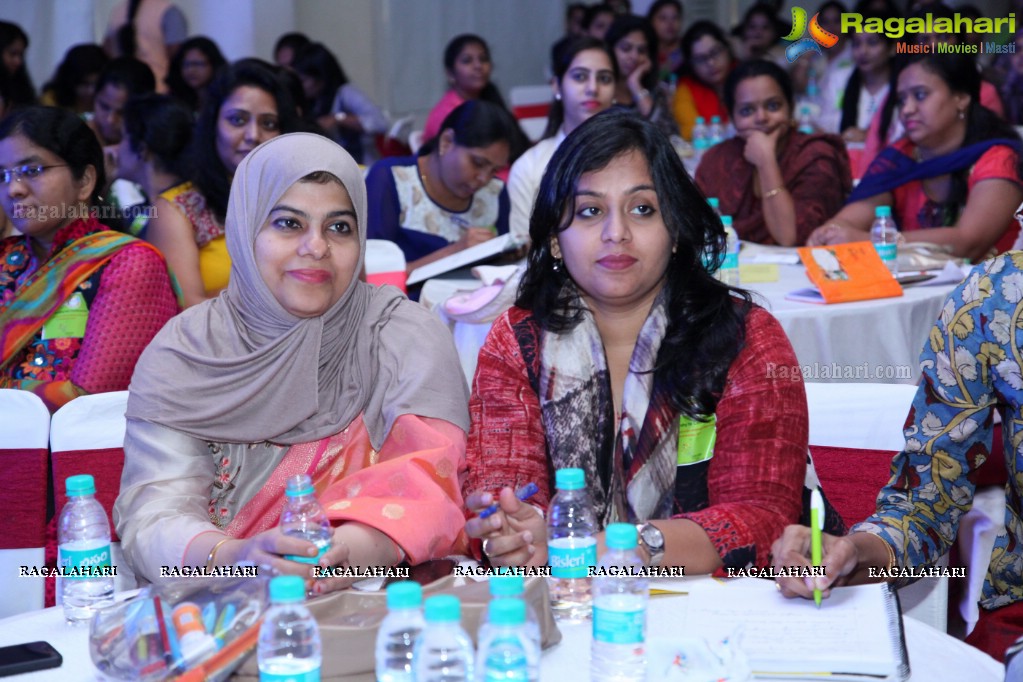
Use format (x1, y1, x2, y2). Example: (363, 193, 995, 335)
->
(408, 129, 424, 155)
(805, 382, 950, 631)
(0, 389, 50, 617)
(49, 391, 135, 598)
(509, 84, 552, 143)
(366, 239, 407, 293)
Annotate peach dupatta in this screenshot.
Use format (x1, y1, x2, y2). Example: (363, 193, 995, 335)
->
(226, 414, 468, 564)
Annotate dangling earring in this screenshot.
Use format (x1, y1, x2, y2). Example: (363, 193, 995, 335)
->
(671, 243, 678, 254)
(552, 257, 563, 272)
(958, 109, 966, 120)
(554, 92, 562, 101)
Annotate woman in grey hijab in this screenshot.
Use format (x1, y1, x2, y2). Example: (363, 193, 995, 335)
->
(116, 133, 470, 592)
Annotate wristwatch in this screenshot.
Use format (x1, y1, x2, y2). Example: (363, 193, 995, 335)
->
(636, 523, 665, 567)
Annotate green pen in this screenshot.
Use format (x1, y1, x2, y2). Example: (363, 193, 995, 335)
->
(810, 488, 824, 608)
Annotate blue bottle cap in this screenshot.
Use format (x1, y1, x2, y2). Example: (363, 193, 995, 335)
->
(721, 215, 733, 227)
(554, 468, 585, 491)
(284, 474, 314, 497)
(386, 581, 422, 610)
(875, 205, 892, 218)
(269, 575, 306, 604)
(488, 598, 526, 627)
(708, 197, 719, 209)
(489, 575, 524, 597)
(65, 474, 96, 497)
(605, 523, 638, 550)
(424, 595, 461, 623)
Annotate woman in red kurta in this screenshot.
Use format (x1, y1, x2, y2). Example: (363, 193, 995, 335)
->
(0, 106, 178, 412)
(463, 110, 842, 574)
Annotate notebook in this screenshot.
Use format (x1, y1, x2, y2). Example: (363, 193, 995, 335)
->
(785, 242, 903, 304)
(406, 233, 523, 286)
(686, 579, 909, 681)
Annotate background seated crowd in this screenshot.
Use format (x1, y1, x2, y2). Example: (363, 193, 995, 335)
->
(3, 0, 1023, 668)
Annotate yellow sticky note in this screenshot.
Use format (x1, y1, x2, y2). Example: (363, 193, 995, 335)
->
(739, 263, 779, 283)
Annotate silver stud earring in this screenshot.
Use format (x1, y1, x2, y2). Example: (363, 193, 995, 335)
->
(552, 258, 563, 272)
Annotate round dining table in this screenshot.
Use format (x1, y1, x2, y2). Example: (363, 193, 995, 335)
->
(0, 576, 1003, 680)
(420, 247, 958, 385)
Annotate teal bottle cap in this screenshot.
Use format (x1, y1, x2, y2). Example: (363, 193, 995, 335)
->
(65, 474, 96, 497)
(424, 595, 461, 623)
(488, 598, 526, 626)
(605, 523, 638, 550)
(284, 474, 314, 497)
(875, 205, 892, 218)
(554, 468, 585, 490)
(721, 215, 733, 227)
(269, 575, 306, 604)
(386, 581, 422, 610)
(708, 197, 719, 209)
(489, 575, 524, 597)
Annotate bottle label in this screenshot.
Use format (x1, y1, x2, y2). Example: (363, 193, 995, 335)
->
(874, 242, 897, 263)
(677, 415, 716, 465)
(259, 667, 320, 682)
(722, 253, 738, 271)
(593, 605, 645, 644)
(548, 536, 597, 578)
(59, 543, 112, 579)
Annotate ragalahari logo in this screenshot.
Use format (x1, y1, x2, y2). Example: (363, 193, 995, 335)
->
(784, 7, 840, 62)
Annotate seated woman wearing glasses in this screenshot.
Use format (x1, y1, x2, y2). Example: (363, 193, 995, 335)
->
(0, 107, 179, 411)
(673, 21, 735, 141)
(772, 230, 1023, 662)
(463, 111, 840, 572)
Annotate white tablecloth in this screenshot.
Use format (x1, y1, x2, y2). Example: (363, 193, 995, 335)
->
(0, 577, 1002, 681)
(421, 252, 956, 385)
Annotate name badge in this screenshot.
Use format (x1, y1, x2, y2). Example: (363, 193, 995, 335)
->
(42, 292, 89, 340)
(677, 414, 716, 466)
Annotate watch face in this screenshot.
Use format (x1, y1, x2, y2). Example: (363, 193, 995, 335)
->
(640, 524, 664, 549)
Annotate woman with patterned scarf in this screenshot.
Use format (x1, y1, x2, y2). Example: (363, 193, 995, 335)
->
(0, 106, 179, 412)
(463, 109, 842, 574)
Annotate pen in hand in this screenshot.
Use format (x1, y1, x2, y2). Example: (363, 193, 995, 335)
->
(810, 488, 824, 608)
(478, 482, 539, 519)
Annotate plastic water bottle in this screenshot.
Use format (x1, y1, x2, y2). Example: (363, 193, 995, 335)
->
(797, 74, 822, 134)
(375, 581, 425, 682)
(719, 215, 740, 286)
(546, 468, 598, 621)
(259, 575, 322, 681)
(476, 599, 536, 682)
(708, 115, 725, 146)
(691, 116, 709, 166)
(58, 474, 115, 624)
(279, 474, 332, 564)
(478, 576, 540, 680)
(413, 595, 474, 682)
(871, 205, 900, 276)
(591, 524, 648, 682)
(707, 197, 721, 218)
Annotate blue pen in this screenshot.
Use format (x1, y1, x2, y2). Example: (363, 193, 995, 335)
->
(478, 482, 539, 519)
(201, 601, 217, 634)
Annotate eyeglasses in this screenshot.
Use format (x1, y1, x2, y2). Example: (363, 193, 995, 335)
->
(0, 164, 69, 185)
(691, 45, 727, 68)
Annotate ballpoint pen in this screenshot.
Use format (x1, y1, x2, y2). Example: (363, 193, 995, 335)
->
(478, 482, 539, 519)
(810, 488, 824, 608)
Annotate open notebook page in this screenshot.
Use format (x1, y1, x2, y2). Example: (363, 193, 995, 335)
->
(686, 579, 908, 681)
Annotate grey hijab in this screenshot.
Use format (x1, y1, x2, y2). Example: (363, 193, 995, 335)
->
(126, 133, 468, 448)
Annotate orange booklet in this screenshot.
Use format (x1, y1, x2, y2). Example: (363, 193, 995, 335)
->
(787, 241, 903, 304)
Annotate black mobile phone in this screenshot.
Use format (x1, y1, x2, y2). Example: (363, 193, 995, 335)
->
(0, 641, 62, 677)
